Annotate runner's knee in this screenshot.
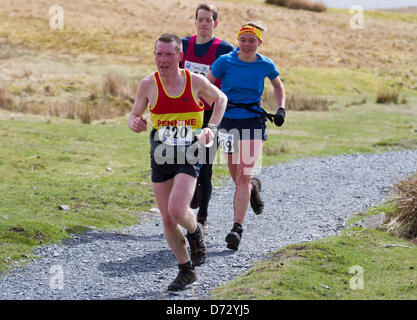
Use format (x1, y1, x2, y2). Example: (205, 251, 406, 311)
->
(168, 203, 187, 223)
(235, 169, 251, 187)
(162, 214, 177, 230)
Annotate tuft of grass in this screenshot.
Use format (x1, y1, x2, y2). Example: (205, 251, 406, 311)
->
(0, 88, 14, 110)
(286, 93, 333, 111)
(103, 72, 127, 98)
(263, 142, 289, 156)
(79, 105, 91, 124)
(265, 0, 327, 12)
(376, 90, 400, 104)
(387, 174, 417, 240)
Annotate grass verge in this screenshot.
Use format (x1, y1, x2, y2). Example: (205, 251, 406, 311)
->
(212, 177, 417, 300)
(212, 216, 416, 299)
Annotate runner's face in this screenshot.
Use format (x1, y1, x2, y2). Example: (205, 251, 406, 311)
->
(154, 41, 182, 76)
(238, 33, 261, 57)
(195, 9, 217, 37)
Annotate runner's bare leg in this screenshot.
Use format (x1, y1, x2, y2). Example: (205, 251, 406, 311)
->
(153, 173, 197, 264)
(227, 139, 263, 225)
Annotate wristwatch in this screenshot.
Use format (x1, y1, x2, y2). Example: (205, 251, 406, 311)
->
(207, 123, 218, 134)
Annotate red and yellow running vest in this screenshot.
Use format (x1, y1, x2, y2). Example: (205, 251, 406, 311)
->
(150, 69, 204, 130)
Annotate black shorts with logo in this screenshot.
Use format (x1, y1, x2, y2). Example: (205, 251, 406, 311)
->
(149, 129, 200, 183)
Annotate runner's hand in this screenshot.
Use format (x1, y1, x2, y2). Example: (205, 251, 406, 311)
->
(129, 116, 147, 133)
(197, 127, 215, 146)
(274, 108, 286, 127)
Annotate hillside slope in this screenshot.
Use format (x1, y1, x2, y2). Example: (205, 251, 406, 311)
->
(0, 0, 416, 117)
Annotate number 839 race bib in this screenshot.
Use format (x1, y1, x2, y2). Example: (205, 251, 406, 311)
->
(157, 126, 193, 146)
(217, 131, 235, 153)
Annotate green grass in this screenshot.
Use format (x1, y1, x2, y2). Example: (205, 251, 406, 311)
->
(212, 227, 417, 299)
(346, 202, 397, 227)
(261, 102, 417, 166)
(212, 200, 417, 300)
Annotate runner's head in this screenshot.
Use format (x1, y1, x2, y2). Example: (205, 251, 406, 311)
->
(237, 22, 264, 54)
(195, 3, 219, 38)
(154, 34, 183, 76)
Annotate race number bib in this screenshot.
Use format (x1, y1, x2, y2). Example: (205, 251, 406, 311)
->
(217, 131, 234, 153)
(157, 126, 193, 146)
(183, 60, 210, 76)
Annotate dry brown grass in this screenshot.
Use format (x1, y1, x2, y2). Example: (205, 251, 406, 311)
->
(265, 0, 326, 12)
(103, 72, 126, 98)
(0, 0, 416, 121)
(263, 142, 289, 156)
(345, 97, 367, 107)
(387, 174, 417, 240)
(286, 93, 333, 111)
(376, 90, 400, 104)
(0, 88, 14, 110)
(1, 92, 132, 124)
(0, 64, 135, 123)
(0, 0, 415, 72)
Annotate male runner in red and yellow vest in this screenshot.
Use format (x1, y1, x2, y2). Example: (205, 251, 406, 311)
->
(180, 3, 233, 234)
(128, 34, 227, 292)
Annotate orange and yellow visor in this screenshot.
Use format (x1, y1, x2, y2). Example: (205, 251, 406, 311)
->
(237, 25, 262, 40)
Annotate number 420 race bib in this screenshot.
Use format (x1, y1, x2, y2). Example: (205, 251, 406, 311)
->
(157, 126, 193, 146)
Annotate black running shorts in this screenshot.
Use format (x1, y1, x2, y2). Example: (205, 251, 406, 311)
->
(219, 116, 267, 141)
(150, 158, 199, 183)
(218, 116, 267, 154)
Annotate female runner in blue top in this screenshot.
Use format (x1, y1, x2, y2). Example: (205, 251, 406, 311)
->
(207, 22, 286, 251)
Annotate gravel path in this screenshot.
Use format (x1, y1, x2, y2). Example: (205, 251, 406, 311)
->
(1, 150, 416, 300)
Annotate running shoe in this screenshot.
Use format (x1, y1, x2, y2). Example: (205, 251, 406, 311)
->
(250, 177, 264, 215)
(225, 231, 241, 251)
(167, 264, 197, 291)
(197, 217, 210, 236)
(186, 223, 207, 266)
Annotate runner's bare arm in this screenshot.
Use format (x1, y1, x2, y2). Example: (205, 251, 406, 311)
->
(269, 76, 286, 111)
(206, 71, 217, 85)
(128, 76, 152, 133)
(193, 73, 227, 126)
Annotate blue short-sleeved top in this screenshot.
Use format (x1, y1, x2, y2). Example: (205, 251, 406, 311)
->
(211, 48, 280, 119)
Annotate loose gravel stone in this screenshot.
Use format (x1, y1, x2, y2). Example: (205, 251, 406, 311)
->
(0, 150, 416, 300)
